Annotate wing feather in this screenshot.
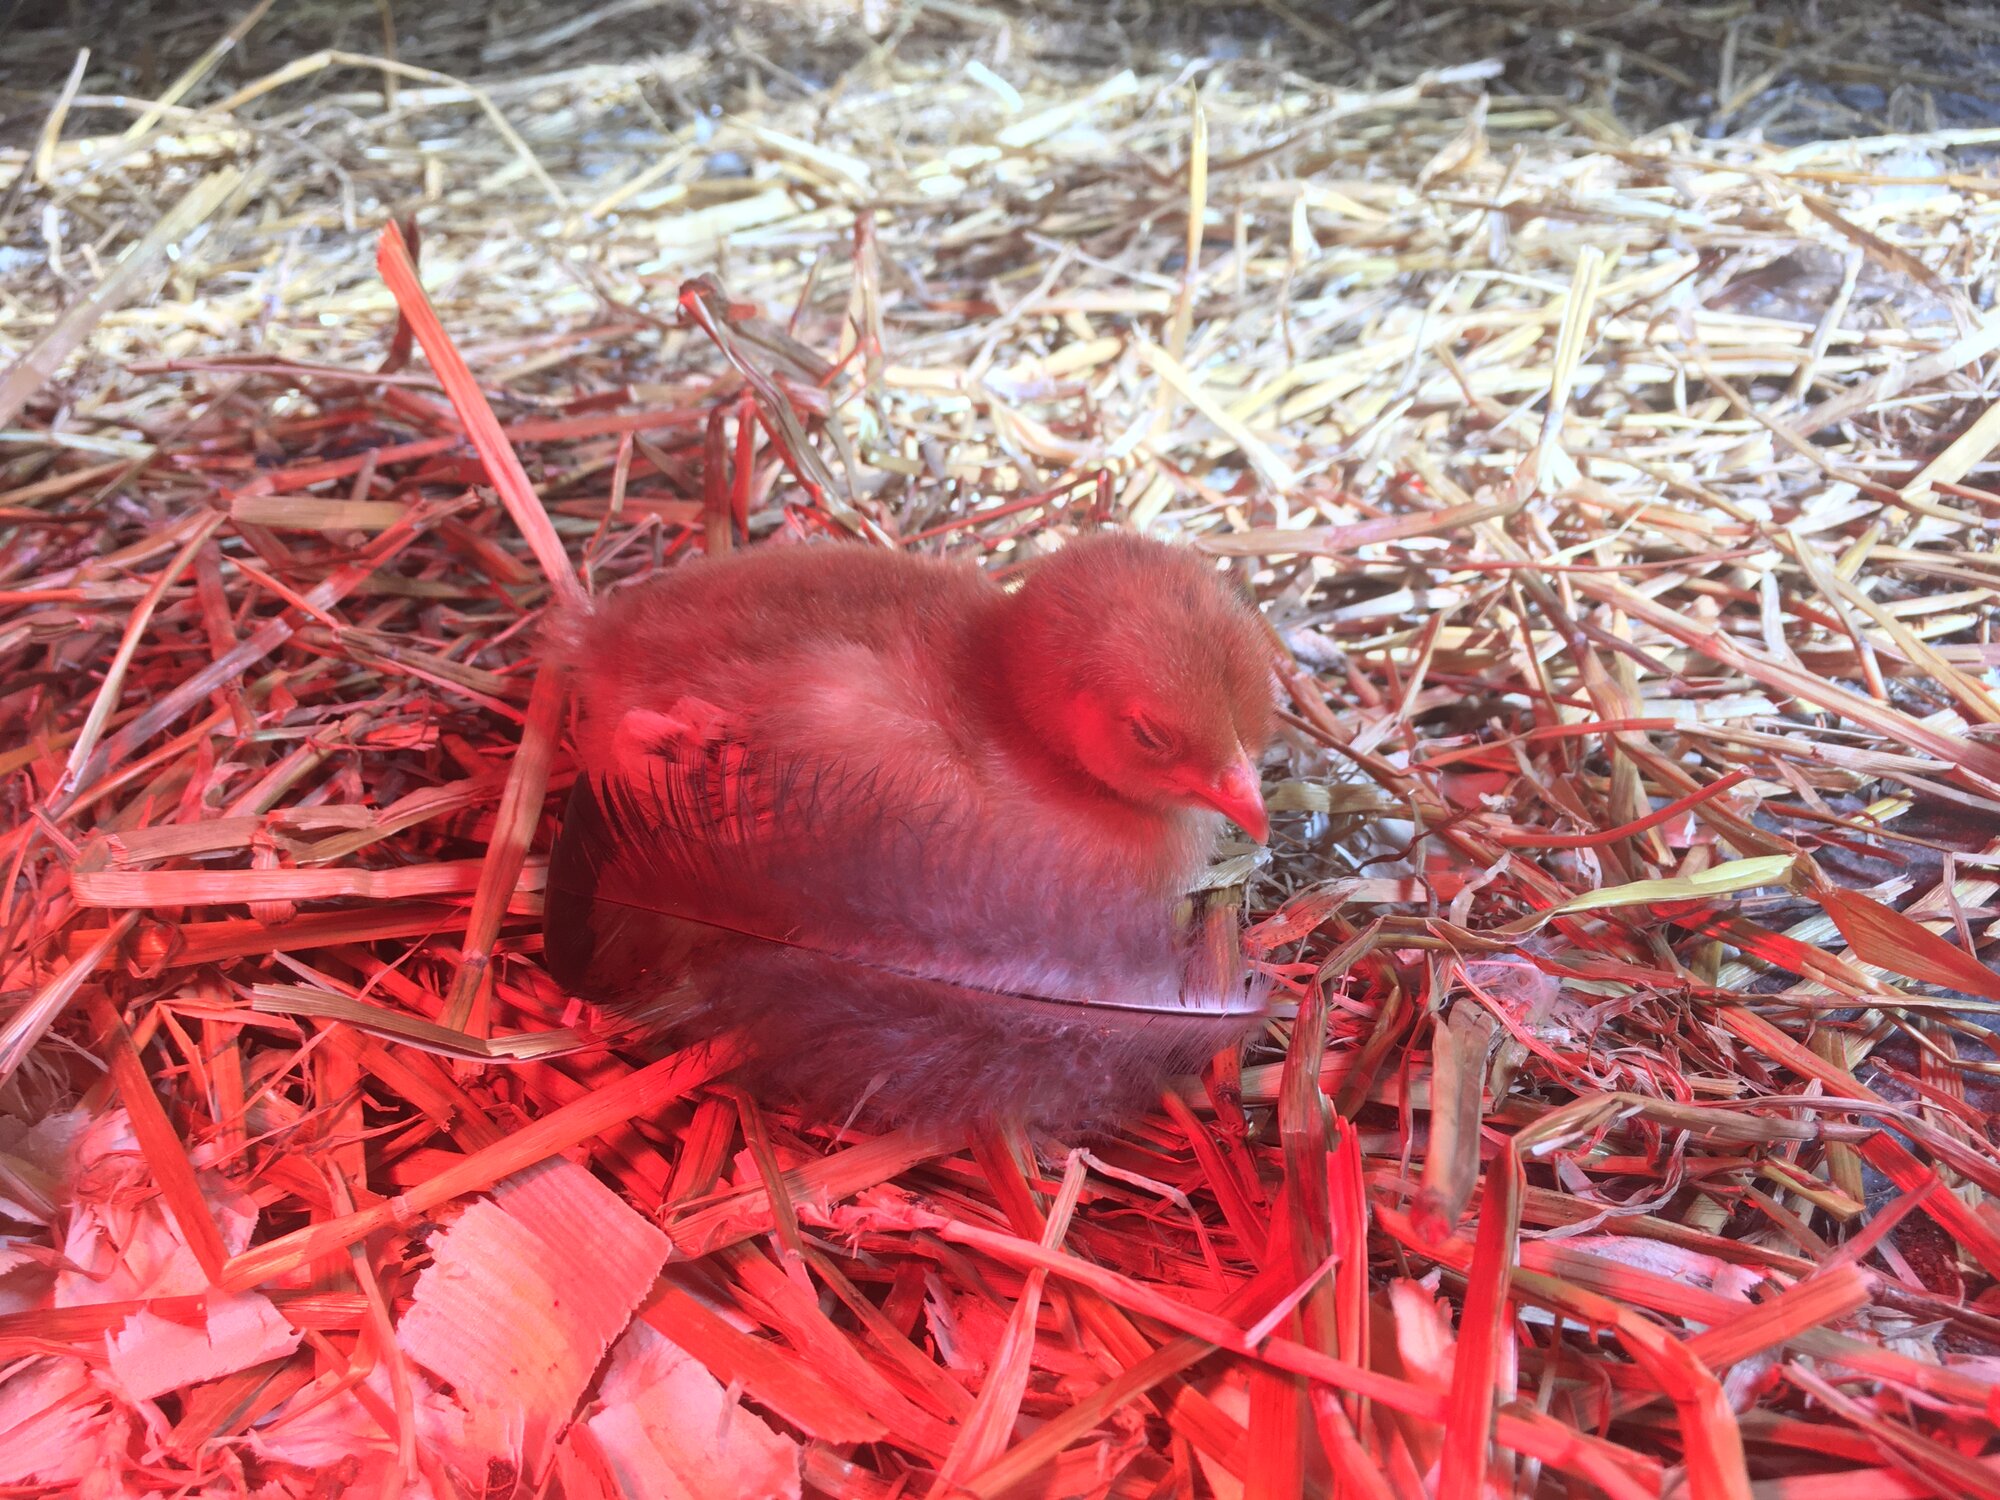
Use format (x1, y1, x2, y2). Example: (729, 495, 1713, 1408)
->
(544, 732, 1266, 1124)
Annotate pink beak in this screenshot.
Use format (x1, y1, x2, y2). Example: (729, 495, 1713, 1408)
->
(1197, 752, 1268, 843)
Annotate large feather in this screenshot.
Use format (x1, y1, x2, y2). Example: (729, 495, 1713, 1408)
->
(544, 734, 1266, 1127)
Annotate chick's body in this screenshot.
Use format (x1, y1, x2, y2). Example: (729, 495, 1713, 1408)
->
(546, 533, 1273, 1125)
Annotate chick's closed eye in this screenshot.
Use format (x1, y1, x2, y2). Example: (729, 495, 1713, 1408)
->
(1125, 712, 1177, 755)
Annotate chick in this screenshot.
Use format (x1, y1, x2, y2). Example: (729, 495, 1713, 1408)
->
(544, 530, 1276, 1126)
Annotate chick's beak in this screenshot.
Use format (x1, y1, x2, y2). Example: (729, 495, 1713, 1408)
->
(1198, 751, 1268, 843)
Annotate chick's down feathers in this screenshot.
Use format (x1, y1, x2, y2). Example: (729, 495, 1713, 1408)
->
(543, 533, 1276, 1127)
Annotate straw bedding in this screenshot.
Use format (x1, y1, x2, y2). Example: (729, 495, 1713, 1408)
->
(6, 3, 2000, 1496)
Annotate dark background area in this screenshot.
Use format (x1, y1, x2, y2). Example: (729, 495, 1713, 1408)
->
(6, 1, 2000, 151)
